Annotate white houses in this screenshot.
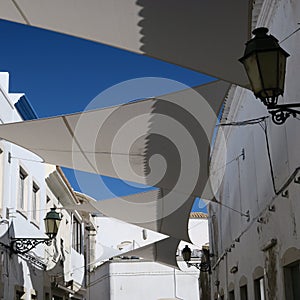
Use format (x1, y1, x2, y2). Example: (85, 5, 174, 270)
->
(0, 72, 49, 299)
(0, 72, 209, 299)
(87, 210, 209, 300)
(209, 1, 300, 299)
(0, 72, 92, 300)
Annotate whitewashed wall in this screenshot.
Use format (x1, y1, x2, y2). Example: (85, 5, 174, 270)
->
(88, 214, 208, 300)
(209, 1, 300, 299)
(0, 72, 47, 300)
(89, 261, 199, 300)
(45, 165, 87, 297)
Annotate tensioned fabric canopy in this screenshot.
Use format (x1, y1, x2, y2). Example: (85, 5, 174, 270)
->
(72, 189, 194, 243)
(0, 80, 230, 202)
(0, 81, 229, 269)
(122, 237, 181, 269)
(74, 190, 186, 268)
(0, 0, 252, 86)
(74, 190, 184, 268)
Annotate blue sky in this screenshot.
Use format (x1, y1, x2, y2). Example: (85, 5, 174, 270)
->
(0, 20, 213, 212)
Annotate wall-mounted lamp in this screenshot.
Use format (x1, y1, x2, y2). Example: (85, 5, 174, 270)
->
(11, 208, 62, 254)
(240, 27, 300, 125)
(181, 245, 211, 273)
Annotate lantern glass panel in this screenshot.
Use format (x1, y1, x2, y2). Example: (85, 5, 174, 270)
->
(256, 50, 278, 98)
(44, 217, 61, 238)
(242, 53, 263, 96)
(278, 49, 287, 92)
(44, 218, 53, 235)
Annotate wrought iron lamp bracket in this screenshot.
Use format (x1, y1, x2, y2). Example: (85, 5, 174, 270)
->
(11, 238, 52, 254)
(186, 261, 211, 273)
(267, 103, 300, 125)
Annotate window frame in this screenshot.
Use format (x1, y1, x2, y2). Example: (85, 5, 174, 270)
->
(254, 276, 265, 300)
(240, 284, 248, 300)
(17, 167, 28, 215)
(15, 285, 26, 300)
(31, 181, 40, 222)
(284, 260, 300, 300)
(72, 216, 82, 253)
(228, 289, 235, 300)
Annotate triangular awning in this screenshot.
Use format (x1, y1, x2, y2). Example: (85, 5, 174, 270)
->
(69, 189, 195, 243)
(121, 236, 181, 269)
(0, 80, 230, 200)
(0, 0, 252, 86)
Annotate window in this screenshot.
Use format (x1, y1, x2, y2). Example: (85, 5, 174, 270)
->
(284, 261, 300, 300)
(15, 285, 25, 300)
(254, 277, 265, 300)
(18, 168, 27, 210)
(240, 285, 248, 300)
(16, 291, 24, 300)
(72, 217, 82, 253)
(229, 290, 235, 300)
(142, 229, 147, 240)
(32, 182, 39, 221)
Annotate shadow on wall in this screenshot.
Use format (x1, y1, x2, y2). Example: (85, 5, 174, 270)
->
(31, 238, 67, 299)
(0, 222, 25, 299)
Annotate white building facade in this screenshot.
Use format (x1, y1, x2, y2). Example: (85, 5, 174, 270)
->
(87, 211, 209, 300)
(0, 72, 49, 300)
(209, 1, 300, 299)
(0, 72, 91, 300)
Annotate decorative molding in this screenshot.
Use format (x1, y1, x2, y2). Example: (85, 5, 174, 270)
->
(252, 265, 264, 279)
(281, 247, 300, 266)
(256, 0, 283, 28)
(14, 95, 38, 121)
(239, 275, 248, 287)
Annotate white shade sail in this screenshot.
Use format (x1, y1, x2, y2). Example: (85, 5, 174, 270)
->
(72, 191, 185, 268)
(0, 80, 230, 201)
(70, 189, 194, 243)
(0, 0, 252, 86)
(94, 244, 122, 262)
(121, 236, 181, 269)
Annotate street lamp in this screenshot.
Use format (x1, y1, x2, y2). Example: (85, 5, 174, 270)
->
(182, 245, 211, 273)
(11, 208, 62, 254)
(44, 207, 62, 239)
(239, 27, 300, 125)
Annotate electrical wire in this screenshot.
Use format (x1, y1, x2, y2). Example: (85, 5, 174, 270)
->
(10, 156, 43, 163)
(261, 119, 277, 194)
(208, 116, 269, 217)
(217, 116, 268, 127)
(211, 117, 300, 269)
(261, 118, 300, 196)
(210, 199, 249, 217)
(210, 153, 243, 175)
(279, 23, 300, 44)
(7, 206, 64, 214)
